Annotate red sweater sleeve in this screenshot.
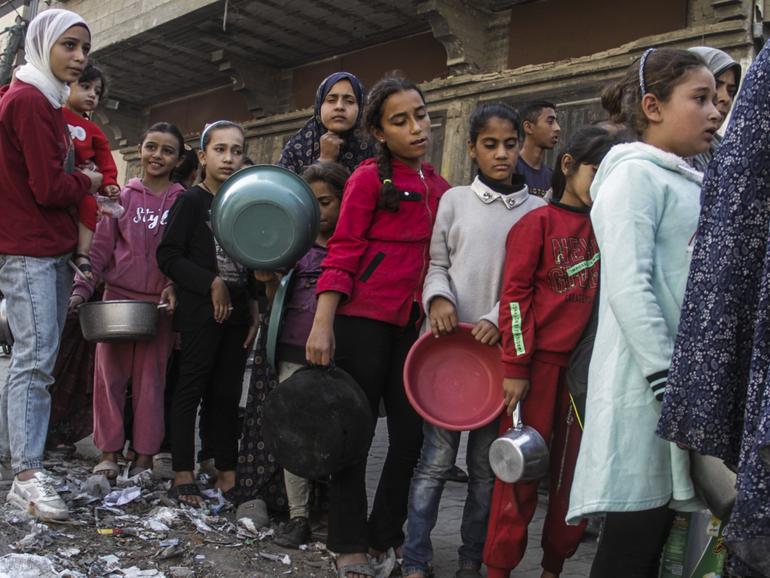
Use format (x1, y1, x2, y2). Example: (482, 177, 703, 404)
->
(499, 213, 545, 379)
(12, 94, 90, 208)
(91, 124, 119, 189)
(316, 168, 378, 299)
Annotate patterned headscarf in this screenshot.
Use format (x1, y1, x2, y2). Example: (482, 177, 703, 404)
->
(278, 71, 374, 174)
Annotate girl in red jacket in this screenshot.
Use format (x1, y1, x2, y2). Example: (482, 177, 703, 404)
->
(306, 75, 450, 578)
(484, 126, 619, 578)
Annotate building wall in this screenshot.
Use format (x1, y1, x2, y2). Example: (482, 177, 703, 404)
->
(290, 32, 447, 109)
(51, 0, 219, 50)
(507, 0, 688, 68)
(111, 1, 755, 188)
(149, 85, 253, 138)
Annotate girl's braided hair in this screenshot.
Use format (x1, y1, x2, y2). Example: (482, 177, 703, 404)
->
(364, 75, 426, 212)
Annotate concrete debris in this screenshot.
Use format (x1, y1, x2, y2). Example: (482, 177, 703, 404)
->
(83, 475, 111, 499)
(0, 553, 62, 577)
(103, 486, 141, 507)
(257, 551, 291, 565)
(0, 455, 335, 577)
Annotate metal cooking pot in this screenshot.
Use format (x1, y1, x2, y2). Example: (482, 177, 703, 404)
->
(79, 300, 166, 343)
(0, 298, 13, 347)
(489, 402, 549, 483)
(211, 165, 320, 271)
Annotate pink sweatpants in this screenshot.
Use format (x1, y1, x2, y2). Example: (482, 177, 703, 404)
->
(92, 288, 175, 455)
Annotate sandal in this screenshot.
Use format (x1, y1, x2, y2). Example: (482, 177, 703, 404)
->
(336, 562, 375, 578)
(168, 483, 204, 506)
(92, 460, 119, 480)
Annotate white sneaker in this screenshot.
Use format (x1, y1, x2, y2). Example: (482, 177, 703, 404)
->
(7, 472, 69, 520)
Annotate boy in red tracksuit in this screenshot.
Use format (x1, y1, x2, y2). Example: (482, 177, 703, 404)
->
(483, 125, 615, 578)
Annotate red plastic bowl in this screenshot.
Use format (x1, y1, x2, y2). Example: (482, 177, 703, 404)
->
(404, 323, 505, 431)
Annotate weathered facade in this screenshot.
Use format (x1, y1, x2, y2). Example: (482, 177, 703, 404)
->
(49, 0, 770, 185)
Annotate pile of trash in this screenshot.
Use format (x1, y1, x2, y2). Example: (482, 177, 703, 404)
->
(0, 458, 335, 577)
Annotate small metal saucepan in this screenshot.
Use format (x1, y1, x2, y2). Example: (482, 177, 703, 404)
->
(489, 402, 550, 483)
(0, 297, 13, 348)
(79, 300, 168, 343)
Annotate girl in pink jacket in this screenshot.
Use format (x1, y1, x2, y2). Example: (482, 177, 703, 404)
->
(70, 122, 185, 478)
(306, 75, 450, 578)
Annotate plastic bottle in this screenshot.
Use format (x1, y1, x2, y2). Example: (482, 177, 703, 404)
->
(660, 513, 690, 578)
(96, 195, 125, 219)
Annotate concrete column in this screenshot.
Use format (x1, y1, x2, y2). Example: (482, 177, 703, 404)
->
(211, 50, 289, 118)
(417, 0, 511, 74)
(439, 98, 476, 185)
(688, 0, 752, 25)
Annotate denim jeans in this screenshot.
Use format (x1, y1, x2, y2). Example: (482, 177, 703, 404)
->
(0, 254, 72, 474)
(403, 419, 499, 574)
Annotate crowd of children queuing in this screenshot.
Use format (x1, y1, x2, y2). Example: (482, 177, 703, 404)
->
(0, 7, 768, 578)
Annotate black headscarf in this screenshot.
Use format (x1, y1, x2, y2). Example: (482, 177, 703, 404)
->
(278, 71, 375, 174)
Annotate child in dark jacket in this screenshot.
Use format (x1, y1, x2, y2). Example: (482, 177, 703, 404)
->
(484, 126, 618, 578)
(256, 161, 348, 548)
(305, 75, 450, 578)
(157, 120, 259, 507)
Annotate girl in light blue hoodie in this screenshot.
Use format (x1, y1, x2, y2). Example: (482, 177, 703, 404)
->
(567, 47, 721, 577)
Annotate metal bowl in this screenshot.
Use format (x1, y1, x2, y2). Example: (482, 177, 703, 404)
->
(211, 165, 320, 271)
(0, 298, 13, 347)
(79, 300, 160, 343)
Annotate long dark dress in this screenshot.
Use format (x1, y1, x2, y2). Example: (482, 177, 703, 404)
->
(47, 286, 103, 448)
(234, 323, 287, 512)
(657, 40, 770, 576)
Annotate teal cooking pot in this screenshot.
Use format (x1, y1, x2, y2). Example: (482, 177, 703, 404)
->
(211, 165, 320, 270)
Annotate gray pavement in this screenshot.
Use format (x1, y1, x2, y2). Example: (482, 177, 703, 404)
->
(0, 352, 596, 577)
(366, 420, 595, 577)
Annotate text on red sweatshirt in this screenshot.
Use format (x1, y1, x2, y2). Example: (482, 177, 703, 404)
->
(499, 202, 599, 379)
(72, 178, 184, 302)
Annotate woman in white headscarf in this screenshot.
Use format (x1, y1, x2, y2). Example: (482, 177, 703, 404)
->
(0, 9, 102, 521)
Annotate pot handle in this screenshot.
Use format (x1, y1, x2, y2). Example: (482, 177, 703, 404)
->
(513, 401, 524, 430)
(157, 303, 169, 310)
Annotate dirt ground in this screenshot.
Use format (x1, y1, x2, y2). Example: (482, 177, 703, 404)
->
(0, 456, 337, 578)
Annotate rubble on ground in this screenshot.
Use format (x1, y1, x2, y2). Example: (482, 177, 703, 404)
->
(0, 457, 336, 577)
